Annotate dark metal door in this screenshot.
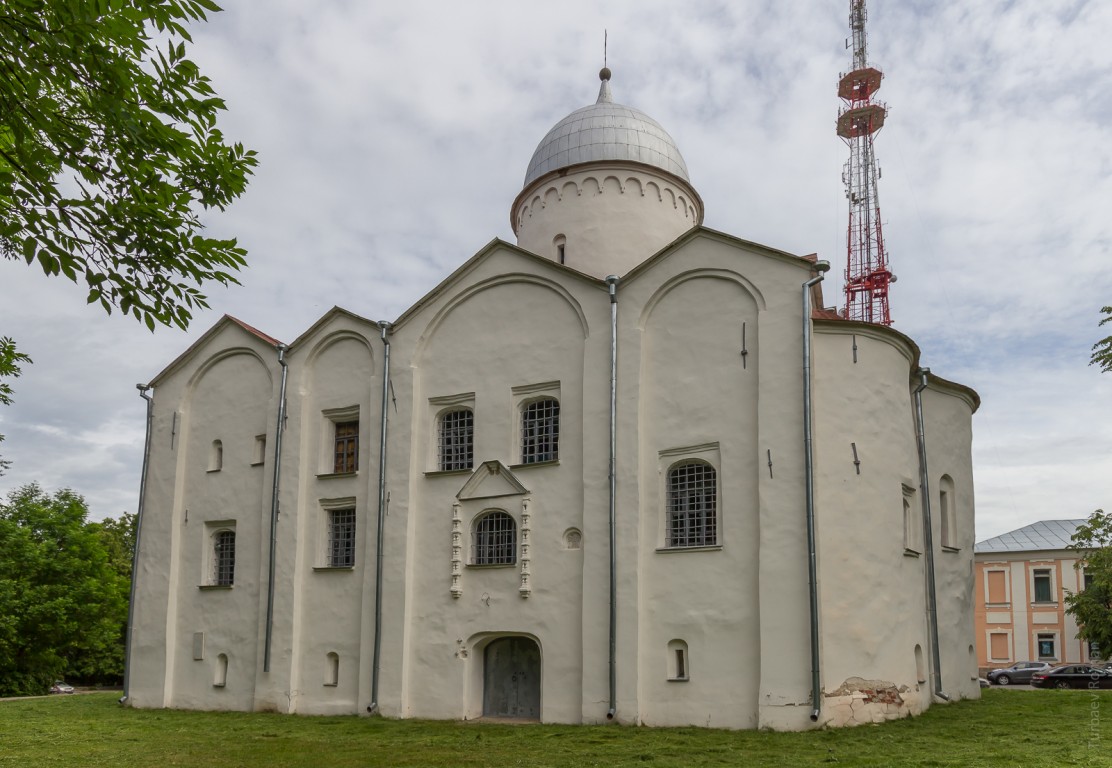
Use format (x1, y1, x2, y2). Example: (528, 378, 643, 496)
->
(482, 636, 540, 719)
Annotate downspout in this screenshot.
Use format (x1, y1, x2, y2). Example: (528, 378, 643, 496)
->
(606, 275, 619, 721)
(369, 321, 392, 714)
(264, 345, 289, 673)
(913, 369, 949, 701)
(802, 261, 829, 721)
(120, 384, 154, 705)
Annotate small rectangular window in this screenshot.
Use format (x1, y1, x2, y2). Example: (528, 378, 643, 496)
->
(1085, 572, 1095, 591)
(252, 434, 266, 466)
(666, 462, 717, 548)
(902, 485, 920, 554)
(521, 398, 559, 464)
(987, 570, 1008, 604)
(1033, 569, 1053, 603)
(213, 530, 236, 586)
(438, 409, 474, 471)
(1037, 633, 1056, 660)
(328, 508, 356, 567)
(989, 632, 1010, 661)
(334, 421, 359, 474)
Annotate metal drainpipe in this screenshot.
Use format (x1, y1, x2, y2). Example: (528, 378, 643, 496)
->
(606, 275, 619, 721)
(802, 261, 829, 721)
(264, 345, 289, 673)
(120, 384, 154, 705)
(913, 368, 949, 701)
(369, 321, 392, 714)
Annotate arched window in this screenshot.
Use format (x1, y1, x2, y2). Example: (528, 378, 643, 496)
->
(667, 639, 690, 681)
(521, 398, 559, 464)
(939, 474, 956, 549)
(472, 511, 516, 565)
(666, 461, 717, 548)
(553, 234, 567, 265)
(213, 530, 236, 586)
(214, 653, 228, 687)
(325, 652, 339, 686)
(438, 409, 474, 471)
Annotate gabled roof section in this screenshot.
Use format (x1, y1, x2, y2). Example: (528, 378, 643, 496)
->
(149, 314, 282, 386)
(226, 316, 282, 347)
(391, 238, 606, 332)
(975, 519, 1086, 553)
(456, 460, 529, 501)
(287, 306, 380, 352)
(620, 225, 817, 286)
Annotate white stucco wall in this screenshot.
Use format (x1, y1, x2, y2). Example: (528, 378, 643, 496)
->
(127, 230, 978, 730)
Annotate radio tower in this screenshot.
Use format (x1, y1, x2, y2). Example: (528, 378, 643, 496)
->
(838, 0, 893, 325)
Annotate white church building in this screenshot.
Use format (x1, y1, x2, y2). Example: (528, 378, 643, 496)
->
(125, 69, 981, 729)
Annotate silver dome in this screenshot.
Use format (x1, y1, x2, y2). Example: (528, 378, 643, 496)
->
(523, 72, 690, 188)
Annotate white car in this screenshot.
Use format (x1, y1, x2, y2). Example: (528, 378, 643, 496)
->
(49, 681, 75, 694)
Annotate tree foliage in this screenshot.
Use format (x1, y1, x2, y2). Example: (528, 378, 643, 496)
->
(1065, 509, 1112, 659)
(1093, 306, 1112, 374)
(0, 337, 32, 475)
(0, 484, 131, 695)
(0, 0, 257, 331)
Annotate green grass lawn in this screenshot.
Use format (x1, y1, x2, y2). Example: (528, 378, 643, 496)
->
(0, 690, 1108, 767)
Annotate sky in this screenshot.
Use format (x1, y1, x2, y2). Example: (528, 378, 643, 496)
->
(1, 0, 1109, 541)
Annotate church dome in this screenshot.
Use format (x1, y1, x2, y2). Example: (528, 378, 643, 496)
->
(522, 69, 691, 188)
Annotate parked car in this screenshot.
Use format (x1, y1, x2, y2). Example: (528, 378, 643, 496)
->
(49, 681, 75, 694)
(1031, 664, 1112, 690)
(986, 661, 1051, 686)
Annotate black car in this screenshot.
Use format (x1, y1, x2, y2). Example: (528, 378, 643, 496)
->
(986, 661, 1050, 686)
(1031, 664, 1112, 690)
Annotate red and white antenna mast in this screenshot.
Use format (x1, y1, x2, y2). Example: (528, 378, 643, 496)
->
(838, 0, 894, 325)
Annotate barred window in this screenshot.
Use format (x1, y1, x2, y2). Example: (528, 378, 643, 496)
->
(472, 511, 516, 565)
(666, 462, 717, 548)
(333, 420, 358, 474)
(521, 398, 559, 464)
(328, 508, 356, 567)
(438, 409, 474, 471)
(213, 530, 236, 586)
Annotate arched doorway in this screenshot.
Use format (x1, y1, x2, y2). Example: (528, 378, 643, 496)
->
(482, 636, 541, 719)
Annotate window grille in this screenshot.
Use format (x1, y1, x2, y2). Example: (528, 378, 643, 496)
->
(213, 530, 236, 586)
(328, 508, 356, 567)
(521, 398, 559, 464)
(438, 409, 474, 471)
(666, 462, 717, 547)
(333, 420, 358, 473)
(472, 511, 516, 565)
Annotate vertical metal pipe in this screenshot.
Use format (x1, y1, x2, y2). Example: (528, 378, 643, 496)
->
(913, 369, 948, 701)
(120, 384, 154, 704)
(370, 321, 392, 713)
(606, 275, 619, 720)
(264, 345, 289, 673)
(802, 263, 829, 721)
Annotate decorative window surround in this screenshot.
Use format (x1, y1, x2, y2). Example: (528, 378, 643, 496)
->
(519, 498, 532, 598)
(451, 502, 463, 598)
